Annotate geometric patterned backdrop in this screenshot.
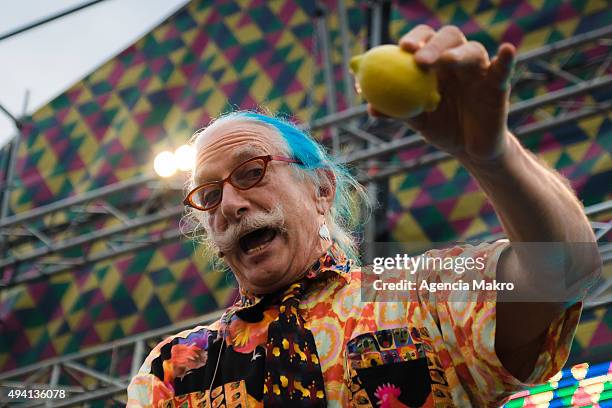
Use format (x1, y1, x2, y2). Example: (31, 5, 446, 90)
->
(1, 0, 610, 374)
(0, 0, 365, 371)
(388, 0, 611, 243)
(387, 0, 612, 366)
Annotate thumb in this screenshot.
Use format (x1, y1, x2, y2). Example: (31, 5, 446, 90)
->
(488, 43, 516, 92)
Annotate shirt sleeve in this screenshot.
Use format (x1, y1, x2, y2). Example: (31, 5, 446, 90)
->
(126, 338, 175, 408)
(419, 240, 582, 406)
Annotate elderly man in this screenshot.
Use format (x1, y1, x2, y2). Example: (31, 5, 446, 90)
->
(127, 25, 599, 407)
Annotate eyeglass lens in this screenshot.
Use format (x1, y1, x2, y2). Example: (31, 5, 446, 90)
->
(195, 158, 267, 209)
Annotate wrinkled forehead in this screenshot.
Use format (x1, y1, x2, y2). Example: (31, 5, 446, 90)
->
(193, 119, 286, 183)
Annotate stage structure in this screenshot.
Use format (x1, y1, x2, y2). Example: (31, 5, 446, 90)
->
(0, 0, 610, 406)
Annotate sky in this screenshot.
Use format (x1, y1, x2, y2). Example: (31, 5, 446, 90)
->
(0, 0, 190, 147)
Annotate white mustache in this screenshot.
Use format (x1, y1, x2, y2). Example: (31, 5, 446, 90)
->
(211, 205, 286, 254)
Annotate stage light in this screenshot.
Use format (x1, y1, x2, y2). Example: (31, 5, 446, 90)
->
(154, 151, 177, 177)
(175, 144, 196, 171)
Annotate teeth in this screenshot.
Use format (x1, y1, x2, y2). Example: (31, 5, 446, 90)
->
(246, 243, 269, 254)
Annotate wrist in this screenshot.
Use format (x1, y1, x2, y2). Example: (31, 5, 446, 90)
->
(458, 130, 519, 173)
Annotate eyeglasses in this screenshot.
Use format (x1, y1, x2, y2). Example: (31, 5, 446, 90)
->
(184, 155, 302, 211)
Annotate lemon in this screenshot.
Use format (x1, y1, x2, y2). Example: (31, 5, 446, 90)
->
(350, 44, 440, 119)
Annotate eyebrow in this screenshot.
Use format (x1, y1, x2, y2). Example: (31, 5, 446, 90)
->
(194, 145, 268, 184)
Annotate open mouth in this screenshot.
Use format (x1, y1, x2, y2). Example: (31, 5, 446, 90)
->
(239, 227, 278, 255)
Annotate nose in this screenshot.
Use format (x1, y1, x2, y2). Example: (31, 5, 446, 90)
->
(219, 182, 250, 222)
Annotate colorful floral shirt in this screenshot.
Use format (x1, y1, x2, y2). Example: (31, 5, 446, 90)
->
(127, 241, 582, 407)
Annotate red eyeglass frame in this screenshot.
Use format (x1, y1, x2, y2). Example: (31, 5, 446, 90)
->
(183, 155, 302, 211)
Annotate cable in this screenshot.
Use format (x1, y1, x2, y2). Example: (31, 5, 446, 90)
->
(0, 0, 112, 42)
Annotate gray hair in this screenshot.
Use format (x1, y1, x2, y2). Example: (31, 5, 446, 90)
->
(181, 111, 371, 264)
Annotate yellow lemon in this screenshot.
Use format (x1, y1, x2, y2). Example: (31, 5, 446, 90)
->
(350, 44, 440, 119)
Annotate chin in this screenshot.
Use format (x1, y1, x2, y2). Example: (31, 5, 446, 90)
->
(243, 264, 289, 294)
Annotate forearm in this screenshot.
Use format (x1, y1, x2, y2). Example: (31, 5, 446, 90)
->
(459, 132, 594, 243)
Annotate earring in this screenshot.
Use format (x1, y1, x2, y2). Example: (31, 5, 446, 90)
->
(319, 217, 331, 241)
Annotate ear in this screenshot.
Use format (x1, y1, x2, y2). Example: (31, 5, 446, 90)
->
(315, 169, 336, 215)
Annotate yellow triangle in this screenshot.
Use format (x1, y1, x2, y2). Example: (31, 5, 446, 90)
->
(289, 7, 309, 26)
(389, 173, 406, 193)
(487, 20, 511, 43)
(94, 320, 116, 342)
(396, 188, 421, 208)
(166, 69, 188, 88)
(47, 318, 63, 337)
(166, 300, 187, 322)
(250, 73, 273, 103)
(577, 113, 604, 139)
(267, 0, 284, 14)
(75, 86, 94, 105)
(132, 96, 152, 115)
(117, 65, 147, 90)
(392, 213, 429, 242)
(67, 169, 87, 188)
(218, 66, 239, 85)
(556, 17, 579, 38)
(168, 48, 186, 67)
(115, 167, 140, 181)
(438, 160, 459, 180)
(153, 24, 170, 42)
(528, 0, 547, 10)
(462, 217, 489, 239)
(38, 148, 58, 178)
(24, 326, 46, 345)
(241, 58, 263, 78)
(205, 89, 229, 117)
(437, 3, 456, 24)
(169, 259, 190, 280)
(144, 76, 165, 94)
(461, 0, 480, 15)
(81, 272, 99, 292)
(237, 24, 263, 44)
(66, 310, 85, 330)
(449, 192, 486, 221)
(181, 28, 198, 47)
(148, 251, 169, 271)
(61, 283, 80, 316)
(119, 315, 139, 334)
(89, 60, 115, 83)
(287, 40, 309, 62)
(156, 283, 176, 304)
(566, 141, 590, 163)
(100, 267, 121, 299)
(116, 117, 140, 149)
(133, 276, 154, 310)
(52, 333, 72, 355)
(189, 4, 213, 25)
(14, 288, 35, 309)
(521, 27, 552, 51)
(285, 92, 305, 112)
(591, 155, 612, 174)
(474, 9, 496, 28)
(574, 320, 599, 347)
(584, 0, 609, 14)
(214, 286, 237, 309)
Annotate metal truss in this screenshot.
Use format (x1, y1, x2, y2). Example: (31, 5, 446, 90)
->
(0, 14, 610, 407)
(0, 211, 609, 408)
(1, 24, 610, 288)
(0, 309, 224, 407)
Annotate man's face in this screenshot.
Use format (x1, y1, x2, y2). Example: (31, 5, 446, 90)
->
(193, 120, 329, 295)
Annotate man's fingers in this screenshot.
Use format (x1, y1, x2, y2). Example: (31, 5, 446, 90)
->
(439, 41, 489, 70)
(415, 25, 466, 66)
(399, 24, 435, 52)
(488, 43, 516, 90)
